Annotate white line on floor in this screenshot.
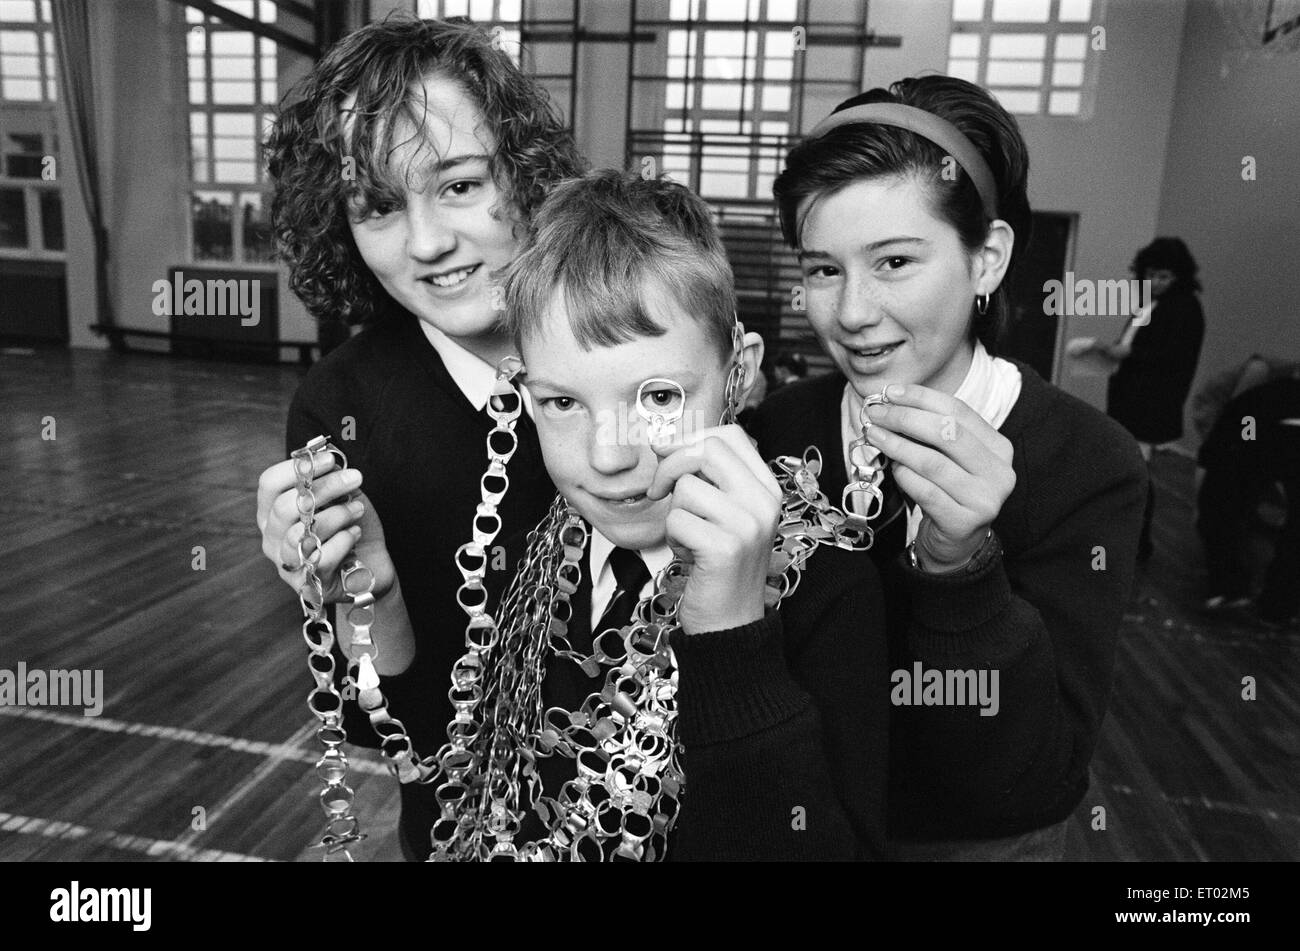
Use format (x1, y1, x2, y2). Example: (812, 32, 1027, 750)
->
(0, 810, 271, 862)
(0, 705, 390, 776)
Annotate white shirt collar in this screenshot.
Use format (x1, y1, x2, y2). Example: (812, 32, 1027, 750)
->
(588, 524, 674, 614)
(417, 320, 533, 417)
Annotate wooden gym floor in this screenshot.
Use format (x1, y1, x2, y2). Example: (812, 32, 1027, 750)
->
(1, 347, 1296, 861)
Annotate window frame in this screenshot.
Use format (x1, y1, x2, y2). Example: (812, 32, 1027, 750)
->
(947, 0, 1103, 120)
(184, 1, 278, 267)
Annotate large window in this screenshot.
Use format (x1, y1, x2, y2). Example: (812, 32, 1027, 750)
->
(186, 0, 278, 264)
(0, 0, 60, 259)
(0, 0, 55, 102)
(415, 0, 522, 64)
(948, 0, 1099, 117)
(0, 120, 61, 256)
(658, 0, 800, 200)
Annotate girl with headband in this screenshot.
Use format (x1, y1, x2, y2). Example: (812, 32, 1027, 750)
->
(751, 76, 1149, 860)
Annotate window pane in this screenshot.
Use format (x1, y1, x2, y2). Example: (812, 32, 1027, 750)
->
(1056, 34, 1087, 59)
(192, 191, 233, 260)
(703, 55, 746, 80)
(5, 129, 41, 152)
(1048, 90, 1081, 114)
(0, 29, 37, 52)
(1052, 61, 1084, 86)
(949, 34, 980, 58)
(666, 81, 687, 109)
(0, 186, 28, 247)
(699, 119, 750, 133)
(499, 0, 522, 20)
(707, 0, 748, 20)
(762, 83, 789, 112)
(989, 33, 1046, 58)
(704, 30, 745, 58)
(191, 125, 209, 164)
(986, 59, 1043, 85)
(765, 29, 792, 58)
(0, 1, 36, 22)
(4, 53, 38, 77)
(215, 160, 257, 182)
(1058, 0, 1091, 21)
(221, 0, 255, 18)
(261, 80, 276, 104)
(189, 80, 207, 104)
(1, 77, 40, 98)
(670, 0, 699, 19)
(701, 83, 741, 110)
(240, 192, 273, 263)
(210, 32, 254, 56)
(702, 154, 749, 174)
(211, 57, 253, 80)
(990, 88, 1040, 113)
(4, 153, 41, 177)
(38, 187, 60, 250)
(699, 172, 749, 197)
(188, 57, 206, 80)
(767, 0, 797, 19)
(187, 30, 206, 56)
(952, 0, 984, 21)
(213, 137, 255, 161)
(765, 57, 792, 80)
(212, 81, 255, 103)
(469, 0, 493, 21)
(257, 0, 276, 21)
(991, 0, 1049, 21)
(760, 119, 788, 135)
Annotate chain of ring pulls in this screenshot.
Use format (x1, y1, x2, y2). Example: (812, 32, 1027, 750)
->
(291, 344, 893, 862)
(291, 437, 374, 861)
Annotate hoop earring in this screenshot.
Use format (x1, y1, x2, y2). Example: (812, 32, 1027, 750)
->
(975, 293, 990, 316)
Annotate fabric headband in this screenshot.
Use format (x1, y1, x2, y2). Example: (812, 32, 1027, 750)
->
(807, 103, 1000, 220)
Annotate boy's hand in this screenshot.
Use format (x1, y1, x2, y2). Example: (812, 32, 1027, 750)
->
(647, 425, 781, 635)
(256, 454, 395, 603)
(863, 383, 1015, 572)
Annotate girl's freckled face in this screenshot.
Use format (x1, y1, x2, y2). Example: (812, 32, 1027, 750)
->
(798, 175, 979, 399)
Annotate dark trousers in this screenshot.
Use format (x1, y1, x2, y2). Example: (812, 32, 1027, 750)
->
(1257, 479, 1300, 621)
(1197, 464, 1300, 620)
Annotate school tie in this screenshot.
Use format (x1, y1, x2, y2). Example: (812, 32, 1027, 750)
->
(594, 547, 651, 635)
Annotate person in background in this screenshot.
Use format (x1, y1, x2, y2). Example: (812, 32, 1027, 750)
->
(1196, 362, 1300, 627)
(772, 351, 809, 389)
(1192, 353, 1300, 442)
(1093, 238, 1206, 561)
